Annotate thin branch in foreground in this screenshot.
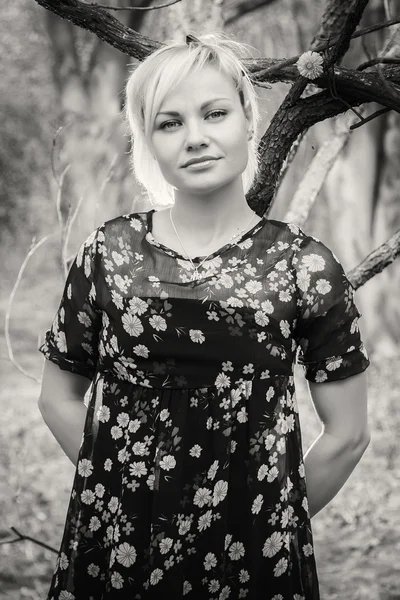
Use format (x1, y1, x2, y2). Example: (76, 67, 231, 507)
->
(83, 0, 181, 10)
(348, 228, 400, 289)
(0, 527, 57, 554)
(350, 107, 390, 130)
(5, 236, 56, 384)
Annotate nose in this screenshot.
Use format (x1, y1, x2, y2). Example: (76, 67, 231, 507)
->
(184, 120, 210, 149)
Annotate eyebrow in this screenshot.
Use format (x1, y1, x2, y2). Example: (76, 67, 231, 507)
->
(156, 97, 231, 117)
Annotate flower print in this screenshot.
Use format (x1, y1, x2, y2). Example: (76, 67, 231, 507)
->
(279, 290, 292, 302)
(212, 480, 228, 506)
(116, 542, 137, 567)
(219, 585, 231, 599)
(77, 311, 91, 328)
(239, 590, 248, 599)
(264, 434, 275, 450)
(281, 506, 295, 528)
(183, 581, 192, 595)
(117, 412, 129, 428)
(159, 537, 173, 554)
(302, 496, 309, 513)
(303, 543, 313, 557)
(254, 311, 270, 327)
(160, 455, 176, 471)
(229, 541, 245, 560)
(108, 497, 119, 513)
(271, 596, 284, 600)
(97, 405, 110, 423)
(77, 459, 93, 478)
(239, 569, 250, 583)
(189, 444, 202, 458)
(274, 557, 288, 577)
(122, 313, 143, 336)
(178, 519, 192, 535)
(198, 510, 213, 531)
(132, 442, 147, 456)
(209, 579, 220, 593)
(245, 280, 262, 294)
(111, 571, 124, 588)
(267, 467, 279, 482)
(262, 532, 283, 558)
(81, 490, 95, 505)
(251, 494, 264, 515)
(277, 437, 286, 454)
(215, 372, 231, 391)
(150, 568, 163, 585)
(226, 296, 243, 307)
(204, 552, 217, 571)
(189, 329, 205, 343)
(350, 317, 359, 334)
(129, 296, 148, 315)
(111, 425, 123, 440)
(207, 309, 220, 320)
(327, 357, 343, 371)
(56, 331, 67, 353)
(129, 462, 147, 477)
(159, 409, 170, 422)
(316, 278, 332, 295)
(59, 593, 75, 600)
(257, 464, 268, 481)
(149, 315, 167, 332)
(146, 473, 155, 490)
(275, 259, 288, 272)
(89, 516, 101, 532)
(104, 458, 112, 471)
(296, 268, 310, 292)
(280, 320, 291, 338)
(129, 419, 141, 433)
(58, 552, 69, 570)
(296, 50, 323, 79)
(315, 369, 328, 382)
(208, 460, 219, 480)
(265, 386, 275, 402)
(219, 272, 234, 288)
(194, 488, 212, 508)
(133, 344, 149, 358)
(302, 252, 325, 271)
(237, 407, 248, 423)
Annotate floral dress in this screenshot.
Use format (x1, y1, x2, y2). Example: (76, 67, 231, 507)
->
(39, 208, 370, 600)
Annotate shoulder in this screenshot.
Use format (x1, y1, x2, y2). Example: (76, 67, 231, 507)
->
(101, 211, 149, 237)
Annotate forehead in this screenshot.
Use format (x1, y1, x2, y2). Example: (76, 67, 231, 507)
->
(158, 65, 237, 111)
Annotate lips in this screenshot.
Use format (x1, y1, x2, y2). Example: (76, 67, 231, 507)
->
(182, 157, 218, 168)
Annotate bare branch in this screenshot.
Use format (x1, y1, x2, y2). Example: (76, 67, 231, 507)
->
(0, 527, 57, 553)
(348, 228, 400, 290)
(83, 0, 181, 10)
(223, 0, 278, 26)
(5, 236, 56, 384)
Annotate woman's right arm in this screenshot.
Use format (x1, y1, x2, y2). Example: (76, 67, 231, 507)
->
(38, 360, 92, 466)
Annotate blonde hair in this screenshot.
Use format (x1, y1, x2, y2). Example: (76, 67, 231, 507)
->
(124, 32, 261, 206)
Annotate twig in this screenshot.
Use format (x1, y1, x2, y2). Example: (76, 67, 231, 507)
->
(56, 164, 71, 231)
(5, 235, 56, 384)
(350, 107, 390, 129)
(357, 57, 400, 70)
(83, 0, 181, 10)
(62, 195, 85, 277)
(0, 527, 57, 554)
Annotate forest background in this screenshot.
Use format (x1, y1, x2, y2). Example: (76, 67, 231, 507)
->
(1, 0, 400, 598)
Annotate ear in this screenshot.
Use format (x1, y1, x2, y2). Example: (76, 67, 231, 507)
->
(243, 98, 253, 128)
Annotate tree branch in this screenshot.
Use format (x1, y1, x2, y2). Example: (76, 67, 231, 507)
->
(223, 0, 278, 26)
(83, 0, 181, 10)
(348, 228, 400, 290)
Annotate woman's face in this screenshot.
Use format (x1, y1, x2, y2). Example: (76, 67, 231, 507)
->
(150, 64, 252, 196)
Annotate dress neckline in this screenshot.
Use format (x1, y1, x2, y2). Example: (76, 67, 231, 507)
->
(144, 208, 269, 262)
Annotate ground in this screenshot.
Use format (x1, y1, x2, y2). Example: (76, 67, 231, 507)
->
(1, 271, 399, 600)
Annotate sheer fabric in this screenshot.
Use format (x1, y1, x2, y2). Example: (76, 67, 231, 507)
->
(39, 209, 370, 600)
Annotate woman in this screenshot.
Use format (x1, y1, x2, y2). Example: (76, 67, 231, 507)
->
(38, 32, 370, 600)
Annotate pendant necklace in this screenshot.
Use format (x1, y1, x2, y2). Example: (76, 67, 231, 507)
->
(169, 207, 258, 283)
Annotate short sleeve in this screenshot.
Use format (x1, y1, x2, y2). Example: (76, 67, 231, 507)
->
(293, 235, 370, 383)
(38, 227, 104, 380)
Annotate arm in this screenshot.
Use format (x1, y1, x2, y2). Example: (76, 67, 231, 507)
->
(38, 359, 92, 466)
(304, 370, 370, 519)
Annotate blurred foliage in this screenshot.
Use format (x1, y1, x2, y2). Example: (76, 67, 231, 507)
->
(0, 2, 57, 244)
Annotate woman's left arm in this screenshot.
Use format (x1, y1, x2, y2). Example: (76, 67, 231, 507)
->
(304, 370, 370, 519)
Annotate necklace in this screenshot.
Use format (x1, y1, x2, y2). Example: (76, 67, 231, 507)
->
(169, 206, 258, 282)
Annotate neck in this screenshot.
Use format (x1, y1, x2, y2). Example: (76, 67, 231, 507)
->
(172, 180, 254, 243)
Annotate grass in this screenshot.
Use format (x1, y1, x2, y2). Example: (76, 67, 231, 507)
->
(0, 271, 399, 600)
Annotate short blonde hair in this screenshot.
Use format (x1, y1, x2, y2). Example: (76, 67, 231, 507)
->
(125, 32, 261, 206)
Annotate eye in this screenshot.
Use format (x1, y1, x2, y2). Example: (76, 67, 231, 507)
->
(207, 110, 226, 119)
(160, 120, 179, 130)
